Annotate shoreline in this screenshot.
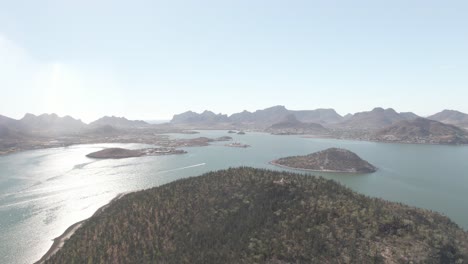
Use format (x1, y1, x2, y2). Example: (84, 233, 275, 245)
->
(35, 193, 127, 264)
(269, 161, 371, 174)
(2, 131, 467, 157)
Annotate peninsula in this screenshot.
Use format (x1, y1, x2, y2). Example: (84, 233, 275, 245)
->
(271, 148, 377, 173)
(86, 147, 186, 159)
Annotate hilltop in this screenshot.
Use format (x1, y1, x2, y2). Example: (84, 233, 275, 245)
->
(334, 107, 417, 130)
(89, 116, 149, 128)
(266, 114, 329, 135)
(428, 110, 468, 129)
(43, 168, 468, 263)
(172, 106, 344, 128)
(271, 148, 377, 173)
(374, 118, 468, 145)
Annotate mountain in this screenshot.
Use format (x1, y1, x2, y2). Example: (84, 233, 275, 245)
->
(172, 106, 343, 128)
(375, 118, 468, 144)
(292, 108, 343, 124)
(90, 116, 148, 128)
(335, 107, 407, 130)
(271, 148, 376, 173)
(19, 113, 86, 135)
(171, 110, 230, 124)
(0, 115, 25, 138)
(229, 105, 290, 126)
(266, 114, 329, 135)
(400, 112, 420, 120)
(428, 110, 468, 128)
(43, 168, 468, 263)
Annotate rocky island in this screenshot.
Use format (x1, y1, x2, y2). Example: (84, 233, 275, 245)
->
(86, 147, 186, 159)
(42, 168, 468, 263)
(271, 148, 377, 173)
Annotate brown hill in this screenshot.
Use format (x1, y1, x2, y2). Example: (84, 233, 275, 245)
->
(266, 114, 329, 135)
(428, 110, 468, 129)
(20, 113, 86, 135)
(90, 116, 149, 128)
(272, 148, 376, 173)
(335, 108, 406, 130)
(375, 118, 468, 145)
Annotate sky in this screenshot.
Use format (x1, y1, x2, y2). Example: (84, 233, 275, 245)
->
(1, 0, 467, 122)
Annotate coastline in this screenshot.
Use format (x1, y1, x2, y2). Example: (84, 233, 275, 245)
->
(35, 193, 127, 264)
(2, 131, 467, 157)
(269, 160, 370, 174)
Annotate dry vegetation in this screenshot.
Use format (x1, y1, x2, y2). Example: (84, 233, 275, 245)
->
(46, 167, 468, 264)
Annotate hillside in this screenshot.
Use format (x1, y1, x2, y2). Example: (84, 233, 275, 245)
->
(44, 168, 467, 263)
(271, 148, 376, 173)
(428, 110, 468, 129)
(0, 115, 25, 139)
(375, 118, 468, 145)
(229, 105, 291, 126)
(335, 108, 407, 130)
(20, 113, 86, 135)
(171, 106, 344, 128)
(266, 114, 329, 135)
(171, 110, 230, 124)
(90, 116, 149, 128)
(292, 108, 343, 124)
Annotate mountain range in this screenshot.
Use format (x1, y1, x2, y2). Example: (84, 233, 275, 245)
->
(0, 114, 148, 139)
(170, 106, 424, 130)
(89, 116, 149, 128)
(2, 107, 468, 145)
(172, 106, 345, 128)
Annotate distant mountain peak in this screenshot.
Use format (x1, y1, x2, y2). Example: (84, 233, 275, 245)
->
(90, 116, 148, 128)
(428, 110, 468, 128)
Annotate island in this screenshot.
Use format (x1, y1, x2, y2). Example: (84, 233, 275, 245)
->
(224, 142, 250, 148)
(41, 168, 468, 263)
(237, 131, 246, 135)
(227, 130, 237, 134)
(270, 148, 377, 173)
(86, 147, 186, 159)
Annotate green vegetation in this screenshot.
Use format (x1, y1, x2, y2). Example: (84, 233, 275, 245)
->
(45, 167, 467, 263)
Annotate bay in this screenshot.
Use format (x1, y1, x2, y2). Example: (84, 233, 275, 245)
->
(1, 131, 467, 263)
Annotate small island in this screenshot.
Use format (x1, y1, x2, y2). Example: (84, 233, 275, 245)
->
(237, 131, 246, 135)
(227, 130, 237, 134)
(86, 147, 186, 159)
(225, 142, 250, 148)
(271, 148, 376, 173)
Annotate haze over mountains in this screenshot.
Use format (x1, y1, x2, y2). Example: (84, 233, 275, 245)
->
(169, 105, 468, 130)
(1, 106, 468, 145)
(428, 110, 468, 129)
(0, 114, 149, 138)
(172, 106, 344, 128)
(374, 118, 468, 145)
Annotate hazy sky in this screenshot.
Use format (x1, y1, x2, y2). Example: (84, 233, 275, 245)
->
(1, 0, 467, 122)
